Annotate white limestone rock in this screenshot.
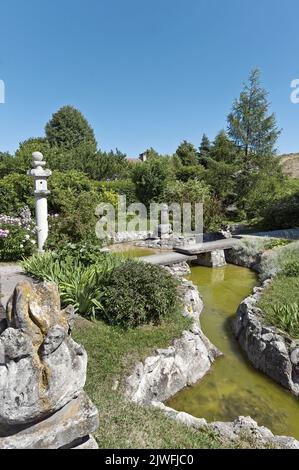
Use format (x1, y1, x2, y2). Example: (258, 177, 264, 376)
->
(233, 282, 299, 396)
(125, 281, 221, 404)
(0, 280, 87, 426)
(0, 392, 99, 449)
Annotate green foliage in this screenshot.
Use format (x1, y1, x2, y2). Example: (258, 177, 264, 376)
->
(209, 130, 239, 164)
(46, 170, 102, 247)
(228, 69, 281, 157)
(205, 157, 238, 206)
(270, 303, 299, 337)
(258, 242, 299, 337)
(141, 148, 160, 161)
(163, 179, 223, 232)
(0, 92, 293, 250)
(260, 276, 299, 338)
(22, 251, 123, 318)
(99, 179, 138, 205)
(50, 241, 104, 266)
(0, 173, 34, 215)
(23, 252, 179, 328)
(132, 157, 171, 207)
(58, 266, 106, 319)
(175, 164, 206, 182)
(90, 150, 130, 181)
(263, 239, 291, 250)
(234, 237, 266, 257)
(175, 140, 199, 166)
(233, 154, 286, 219)
(259, 241, 299, 281)
(202, 131, 240, 208)
(282, 261, 299, 277)
(101, 259, 180, 328)
(43, 106, 101, 179)
(0, 152, 15, 178)
(262, 191, 299, 230)
(199, 128, 285, 221)
(46, 142, 96, 173)
(0, 224, 36, 261)
(72, 315, 223, 449)
(14, 138, 51, 174)
(199, 134, 211, 165)
(45, 105, 97, 151)
(46, 191, 101, 248)
(48, 170, 99, 213)
(45, 170, 119, 247)
(163, 178, 210, 205)
(50, 149, 130, 181)
(47, 192, 99, 249)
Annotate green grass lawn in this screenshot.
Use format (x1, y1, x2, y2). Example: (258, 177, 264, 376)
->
(73, 313, 225, 449)
(259, 276, 299, 338)
(257, 241, 299, 338)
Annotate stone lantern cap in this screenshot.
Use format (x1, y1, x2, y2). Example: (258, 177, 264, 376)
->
(27, 152, 52, 178)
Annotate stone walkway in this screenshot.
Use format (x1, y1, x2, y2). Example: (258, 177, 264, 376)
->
(0, 263, 29, 318)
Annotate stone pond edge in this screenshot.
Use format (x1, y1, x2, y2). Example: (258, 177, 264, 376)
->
(234, 282, 299, 396)
(124, 260, 299, 449)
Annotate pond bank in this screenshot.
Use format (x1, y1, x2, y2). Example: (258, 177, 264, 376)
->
(124, 260, 299, 447)
(167, 264, 299, 441)
(234, 281, 299, 396)
(125, 279, 221, 404)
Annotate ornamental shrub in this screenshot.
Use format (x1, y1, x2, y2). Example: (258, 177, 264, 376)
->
(0, 223, 36, 261)
(101, 259, 180, 328)
(0, 173, 34, 215)
(99, 180, 138, 205)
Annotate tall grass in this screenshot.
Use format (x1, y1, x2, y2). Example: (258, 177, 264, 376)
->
(258, 243, 299, 338)
(269, 303, 299, 338)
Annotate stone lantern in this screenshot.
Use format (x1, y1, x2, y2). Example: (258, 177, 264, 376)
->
(28, 152, 52, 252)
(156, 204, 172, 239)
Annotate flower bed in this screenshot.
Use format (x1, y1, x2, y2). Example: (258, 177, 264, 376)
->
(0, 207, 37, 261)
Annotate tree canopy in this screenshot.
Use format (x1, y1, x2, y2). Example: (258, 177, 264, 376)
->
(45, 105, 97, 151)
(199, 134, 211, 165)
(175, 141, 198, 166)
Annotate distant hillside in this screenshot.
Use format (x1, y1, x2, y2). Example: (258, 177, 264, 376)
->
(279, 153, 299, 178)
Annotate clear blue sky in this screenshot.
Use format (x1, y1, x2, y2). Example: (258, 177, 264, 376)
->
(1, 0, 299, 156)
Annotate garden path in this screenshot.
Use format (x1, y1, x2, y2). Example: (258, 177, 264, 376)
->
(0, 264, 29, 319)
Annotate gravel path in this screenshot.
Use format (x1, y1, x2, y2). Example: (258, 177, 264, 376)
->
(0, 263, 30, 319)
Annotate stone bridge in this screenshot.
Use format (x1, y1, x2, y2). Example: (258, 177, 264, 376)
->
(140, 237, 241, 268)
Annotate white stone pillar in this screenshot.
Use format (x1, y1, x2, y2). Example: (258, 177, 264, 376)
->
(27, 152, 52, 252)
(156, 204, 171, 240)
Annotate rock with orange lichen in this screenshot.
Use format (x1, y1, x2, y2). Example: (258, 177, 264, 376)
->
(0, 280, 87, 426)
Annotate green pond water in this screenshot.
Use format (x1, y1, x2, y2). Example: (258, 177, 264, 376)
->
(109, 244, 159, 258)
(167, 264, 299, 439)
